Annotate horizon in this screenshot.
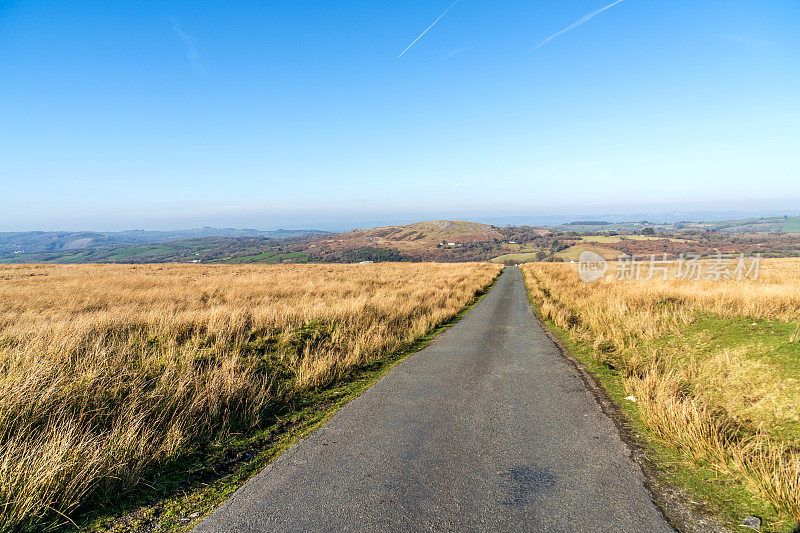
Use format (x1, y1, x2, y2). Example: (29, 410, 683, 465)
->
(2, 1, 798, 230)
(4, 206, 800, 235)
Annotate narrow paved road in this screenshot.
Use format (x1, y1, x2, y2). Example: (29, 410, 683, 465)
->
(197, 267, 673, 532)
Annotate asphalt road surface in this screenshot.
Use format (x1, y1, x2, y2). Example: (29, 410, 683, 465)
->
(197, 267, 674, 532)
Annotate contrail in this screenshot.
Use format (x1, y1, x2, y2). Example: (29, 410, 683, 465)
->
(169, 16, 201, 72)
(398, 0, 460, 59)
(531, 0, 625, 51)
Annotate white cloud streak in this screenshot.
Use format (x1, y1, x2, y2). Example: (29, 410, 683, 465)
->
(398, 0, 460, 59)
(169, 16, 201, 73)
(531, 0, 625, 51)
(441, 46, 473, 60)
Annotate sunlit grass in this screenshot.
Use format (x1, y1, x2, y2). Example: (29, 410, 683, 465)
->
(0, 262, 502, 531)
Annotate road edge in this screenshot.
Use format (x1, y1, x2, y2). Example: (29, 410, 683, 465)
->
(518, 266, 732, 533)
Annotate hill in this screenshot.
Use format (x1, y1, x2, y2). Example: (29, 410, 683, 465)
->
(0, 228, 327, 256)
(355, 220, 503, 244)
(303, 221, 506, 262)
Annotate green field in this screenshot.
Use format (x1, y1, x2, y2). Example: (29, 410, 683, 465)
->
(0, 238, 314, 265)
(553, 244, 619, 261)
(219, 251, 310, 264)
(490, 252, 541, 264)
(579, 235, 622, 243)
(784, 217, 800, 233)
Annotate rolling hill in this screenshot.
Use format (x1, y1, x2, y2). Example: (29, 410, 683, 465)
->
(304, 221, 506, 262)
(354, 220, 503, 244)
(0, 228, 327, 256)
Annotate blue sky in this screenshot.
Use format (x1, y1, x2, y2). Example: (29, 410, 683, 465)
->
(1, 0, 798, 230)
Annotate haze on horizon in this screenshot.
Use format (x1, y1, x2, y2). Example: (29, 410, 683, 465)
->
(1, 1, 798, 232)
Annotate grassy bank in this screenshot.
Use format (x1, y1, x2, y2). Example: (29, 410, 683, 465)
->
(520, 259, 800, 531)
(0, 262, 502, 532)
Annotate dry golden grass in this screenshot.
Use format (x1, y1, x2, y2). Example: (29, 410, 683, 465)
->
(0, 262, 501, 532)
(521, 258, 800, 522)
(524, 259, 800, 353)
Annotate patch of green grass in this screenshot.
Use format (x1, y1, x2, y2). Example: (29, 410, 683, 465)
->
(279, 251, 310, 262)
(79, 271, 501, 532)
(490, 252, 540, 263)
(623, 235, 690, 243)
(554, 244, 619, 261)
(580, 235, 622, 243)
(578, 235, 691, 244)
(783, 217, 800, 234)
(105, 246, 160, 260)
(59, 251, 95, 263)
(222, 251, 279, 263)
(219, 251, 310, 264)
(637, 315, 800, 441)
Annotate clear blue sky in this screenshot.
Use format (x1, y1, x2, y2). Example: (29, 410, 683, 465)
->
(1, 0, 798, 230)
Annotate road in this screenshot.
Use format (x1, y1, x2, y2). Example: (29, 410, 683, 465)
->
(196, 267, 673, 532)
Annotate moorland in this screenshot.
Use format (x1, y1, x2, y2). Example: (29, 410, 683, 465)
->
(0, 262, 501, 531)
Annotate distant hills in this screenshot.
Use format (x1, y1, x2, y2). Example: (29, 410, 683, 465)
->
(1, 216, 799, 265)
(550, 215, 800, 234)
(0, 228, 327, 256)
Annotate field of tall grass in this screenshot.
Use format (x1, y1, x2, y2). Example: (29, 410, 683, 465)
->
(521, 258, 800, 525)
(0, 262, 501, 532)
